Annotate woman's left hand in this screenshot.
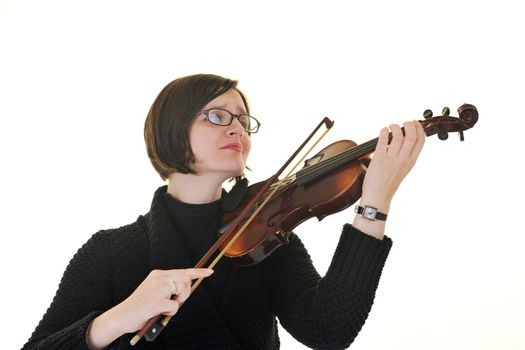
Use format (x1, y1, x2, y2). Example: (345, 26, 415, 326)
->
(361, 120, 426, 210)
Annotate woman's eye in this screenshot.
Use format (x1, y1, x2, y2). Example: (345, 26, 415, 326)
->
(208, 112, 222, 124)
(239, 116, 250, 129)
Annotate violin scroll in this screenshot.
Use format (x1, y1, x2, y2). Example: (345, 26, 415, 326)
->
(420, 104, 478, 141)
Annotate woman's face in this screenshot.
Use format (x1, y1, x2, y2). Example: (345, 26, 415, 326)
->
(188, 89, 252, 181)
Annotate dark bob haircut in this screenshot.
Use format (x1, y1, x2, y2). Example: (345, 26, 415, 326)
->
(144, 74, 250, 182)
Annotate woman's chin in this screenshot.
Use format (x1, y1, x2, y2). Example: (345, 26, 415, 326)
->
(228, 167, 245, 178)
(226, 164, 245, 178)
(207, 165, 244, 181)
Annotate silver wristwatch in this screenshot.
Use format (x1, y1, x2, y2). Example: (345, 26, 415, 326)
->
(354, 205, 388, 221)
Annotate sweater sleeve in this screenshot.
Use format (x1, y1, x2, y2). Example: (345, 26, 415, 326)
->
(268, 223, 393, 350)
(21, 231, 121, 350)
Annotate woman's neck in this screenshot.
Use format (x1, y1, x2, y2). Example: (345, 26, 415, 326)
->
(167, 172, 223, 204)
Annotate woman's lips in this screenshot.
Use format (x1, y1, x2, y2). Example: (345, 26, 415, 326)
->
(221, 143, 242, 152)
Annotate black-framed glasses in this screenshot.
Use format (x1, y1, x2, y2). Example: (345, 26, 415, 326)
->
(202, 108, 261, 134)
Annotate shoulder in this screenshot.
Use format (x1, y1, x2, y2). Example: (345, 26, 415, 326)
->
(81, 214, 150, 258)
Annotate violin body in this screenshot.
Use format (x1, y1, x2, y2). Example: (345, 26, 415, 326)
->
(219, 140, 371, 266)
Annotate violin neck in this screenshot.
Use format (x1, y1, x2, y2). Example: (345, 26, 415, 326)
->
(348, 126, 409, 159)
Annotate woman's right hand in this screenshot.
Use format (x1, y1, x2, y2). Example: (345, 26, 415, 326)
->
(86, 268, 213, 349)
(115, 268, 214, 332)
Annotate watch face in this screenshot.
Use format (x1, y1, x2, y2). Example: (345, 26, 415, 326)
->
(363, 207, 377, 220)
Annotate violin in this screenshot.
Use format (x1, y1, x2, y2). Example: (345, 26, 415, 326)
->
(131, 103, 478, 345)
(217, 103, 479, 266)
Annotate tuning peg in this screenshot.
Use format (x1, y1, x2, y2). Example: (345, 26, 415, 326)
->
(423, 109, 433, 120)
(442, 107, 450, 117)
(459, 129, 464, 141)
(438, 129, 449, 140)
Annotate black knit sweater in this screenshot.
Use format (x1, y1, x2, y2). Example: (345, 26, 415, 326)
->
(22, 185, 393, 349)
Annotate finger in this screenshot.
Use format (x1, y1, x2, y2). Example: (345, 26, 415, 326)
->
(174, 288, 191, 305)
(183, 268, 214, 279)
(174, 279, 192, 301)
(166, 279, 179, 296)
(174, 293, 188, 307)
(164, 268, 214, 280)
(410, 120, 426, 159)
(375, 127, 389, 155)
(387, 124, 403, 156)
(160, 299, 180, 316)
(398, 121, 417, 159)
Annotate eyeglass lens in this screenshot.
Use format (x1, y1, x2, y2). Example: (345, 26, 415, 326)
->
(207, 109, 256, 132)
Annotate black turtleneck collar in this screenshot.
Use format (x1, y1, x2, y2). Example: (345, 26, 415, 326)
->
(162, 191, 223, 221)
(160, 190, 224, 263)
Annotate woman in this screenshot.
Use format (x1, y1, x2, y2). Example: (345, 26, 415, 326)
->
(22, 74, 425, 349)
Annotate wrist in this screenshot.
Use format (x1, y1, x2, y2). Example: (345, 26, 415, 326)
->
(351, 198, 390, 240)
(86, 307, 125, 349)
(358, 195, 391, 214)
(352, 214, 386, 240)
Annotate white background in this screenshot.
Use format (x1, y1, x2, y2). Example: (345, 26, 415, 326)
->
(1, 0, 524, 349)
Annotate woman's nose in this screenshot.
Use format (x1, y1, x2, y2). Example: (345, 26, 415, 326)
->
(227, 117, 245, 136)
